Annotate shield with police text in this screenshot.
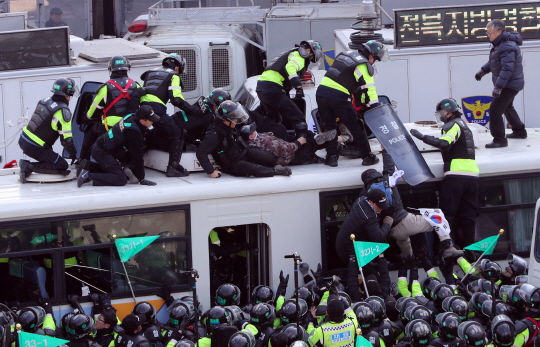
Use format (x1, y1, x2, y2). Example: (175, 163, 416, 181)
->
(461, 95, 492, 128)
(364, 104, 434, 186)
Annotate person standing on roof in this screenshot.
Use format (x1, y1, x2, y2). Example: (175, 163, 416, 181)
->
(256, 40, 323, 138)
(139, 53, 200, 177)
(475, 19, 526, 148)
(410, 98, 480, 248)
(18, 78, 78, 184)
(77, 105, 158, 187)
(80, 55, 141, 174)
(316, 40, 387, 167)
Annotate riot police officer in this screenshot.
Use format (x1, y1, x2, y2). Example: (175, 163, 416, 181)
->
(19, 77, 78, 183)
(249, 303, 277, 347)
(80, 55, 141, 172)
(77, 105, 158, 187)
(501, 254, 528, 285)
(65, 314, 101, 347)
(256, 40, 322, 135)
(458, 321, 486, 347)
(307, 299, 357, 347)
(315, 40, 388, 167)
(132, 302, 163, 347)
(396, 319, 432, 347)
(410, 98, 480, 248)
(162, 303, 198, 344)
(487, 316, 515, 347)
(115, 314, 150, 347)
(355, 302, 386, 347)
(431, 313, 462, 347)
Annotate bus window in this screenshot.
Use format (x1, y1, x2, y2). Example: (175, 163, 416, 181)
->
(208, 224, 269, 306)
(0, 222, 60, 253)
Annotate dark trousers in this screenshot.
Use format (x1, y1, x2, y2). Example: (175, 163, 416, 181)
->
(439, 175, 480, 248)
(316, 95, 371, 157)
(89, 144, 127, 186)
(489, 88, 525, 142)
(172, 111, 213, 144)
(19, 135, 69, 171)
(257, 89, 305, 128)
(80, 122, 106, 160)
(222, 148, 276, 177)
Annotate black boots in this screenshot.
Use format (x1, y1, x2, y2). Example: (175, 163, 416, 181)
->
(325, 155, 338, 167)
(274, 165, 292, 176)
(77, 169, 91, 187)
(362, 152, 379, 166)
(166, 162, 189, 177)
(485, 138, 508, 148)
(19, 159, 33, 184)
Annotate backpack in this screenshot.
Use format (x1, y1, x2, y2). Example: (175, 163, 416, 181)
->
(368, 181, 393, 207)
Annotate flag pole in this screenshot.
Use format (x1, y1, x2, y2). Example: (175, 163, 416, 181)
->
(351, 235, 370, 298)
(461, 229, 504, 282)
(113, 234, 138, 305)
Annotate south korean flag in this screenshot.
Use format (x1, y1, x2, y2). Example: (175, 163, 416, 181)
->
(419, 209, 451, 237)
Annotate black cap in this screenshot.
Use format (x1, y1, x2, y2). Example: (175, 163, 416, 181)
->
(367, 189, 390, 210)
(50, 7, 63, 15)
(136, 105, 160, 123)
(327, 299, 345, 320)
(122, 314, 146, 333)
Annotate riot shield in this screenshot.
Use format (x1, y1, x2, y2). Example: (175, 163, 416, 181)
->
(364, 104, 434, 186)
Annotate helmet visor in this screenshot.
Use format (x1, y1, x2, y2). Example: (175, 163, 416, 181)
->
(230, 104, 250, 125)
(377, 46, 389, 62)
(507, 254, 528, 275)
(499, 285, 518, 303)
(68, 79, 80, 98)
(519, 283, 539, 302)
(458, 321, 485, 345)
(515, 275, 528, 285)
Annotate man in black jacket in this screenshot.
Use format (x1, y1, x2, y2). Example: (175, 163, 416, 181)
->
(77, 105, 158, 187)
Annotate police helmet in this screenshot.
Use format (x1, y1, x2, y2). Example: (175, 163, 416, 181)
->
(66, 314, 96, 340)
(507, 254, 528, 277)
(355, 302, 375, 331)
(209, 89, 232, 107)
(290, 342, 309, 347)
(405, 319, 432, 347)
(228, 330, 256, 347)
(480, 259, 502, 281)
(396, 297, 418, 314)
(108, 55, 131, 73)
(404, 305, 432, 325)
(435, 312, 461, 340)
(216, 283, 241, 306)
(162, 53, 186, 74)
(18, 306, 46, 333)
(519, 283, 540, 311)
(240, 123, 257, 142)
(432, 284, 456, 309)
(481, 300, 511, 318)
(180, 296, 201, 316)
(296, 287, 315, 308)
(51, 78, 78, 97)
(249, 303, 275, 327)
(175, 341, 196, 347)
(441, 296, 468, 322)
(61, 312, 75, 336)
(515, 275, 528, 285)
(280, 323, 308, 343)
(421, 277, 441, 299)
(435, 98, 461, 123)
(132, 301, 156, 324)
(337, 291, 352, 308)
(458, 321, 486, 347)
(491, 315, 515, 347)
(361, 40, 389, 62)
(299, 40, 323, 63)
(251, 285, 275, 305)
(365, 296, 386, 324)
(280, 299, 308, 325)
(499, 285, 526, 310)
(206, 306, 232, 331)
(467, 279, 497, 296)
(169, 304, 189, 329)
(217, 101, 249, 125)
(468, 292, 491, 314)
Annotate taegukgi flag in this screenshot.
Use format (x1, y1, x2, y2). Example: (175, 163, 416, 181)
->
(419, 209, 451, 237)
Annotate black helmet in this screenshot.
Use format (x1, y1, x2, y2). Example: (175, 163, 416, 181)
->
(479, 259, 502, 281)
(396, 297, 419, 322)
(421, 277, 441, 299)
(108, 55, 131, 73)
(240, 123, 257, 142)
(435, 98, 461, 123)
(296, 287, 315, 308)
(404, 305, 432, 325)
(467, 279, 497, 296)
(66, 314, 96, 340)
(51, 78, 78, 97)
(61, 312, 76, 336)
(175, 341, 196, 347)
(132, 302, 156, 324)
(435, 312, 461, 340)
(432, 284, 455, 309)
(337, 291, 352, 308)
(18, 307, 46, 333)
(361, 40, 389, 62)
(217, 101, 249, 125)
(491, 315, 515, 347)
(206, 306, 232, 331)
(405, 319, 432, 347)
(468, 292, 492, 314)
(506, 254, 528, 277)
(481, 300, 511, 318)
(216, 283, 241, 306)
(458, 321, 486, 347)
(280, 323, 308, 343)
(249, 303, 275, 327)
(162, 53, 186, 73)
(209, 89, 232, 107)
(365, 296, 386, 324)
(228, 330, 256, 347)
(299, 40, 323, 63)
(499, 285, 526, 310)
(169, 304, 190, 329)
(280, 299, 308, 325)
(519, 284, 540, 311)
(442, 296, 468, 322)
(355, 302, 375, 331)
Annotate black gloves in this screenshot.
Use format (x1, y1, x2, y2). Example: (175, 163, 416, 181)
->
(310, 263, 324, 287)
(276, 270, 289, 297)
(61, 137, 77, 159)
(463, 249, 477, 264)
(140, 179, 157, 186)
(492, 86, 502, 98)
(295, 87, 305, 99)
(410, 129, 425, 140)
(475, 69, 486, 81)
(100, 294, 114, 311)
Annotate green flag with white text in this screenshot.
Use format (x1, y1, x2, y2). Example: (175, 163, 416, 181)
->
(19, 331, 69, 347)
(464, 235, 499, 255)
(115, 235, 160, 262)
(353, 241, 390, 268)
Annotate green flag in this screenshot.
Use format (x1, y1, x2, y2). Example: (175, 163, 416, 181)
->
(115, 235, 160, 262)
(19, 331, 69, 347)
(353, 241, 390, 268)
(356, 334, 374, 347)
(464, 235, 499, 255)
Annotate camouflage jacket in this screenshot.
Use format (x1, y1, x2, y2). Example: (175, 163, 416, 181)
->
(248, 133, 298, 166)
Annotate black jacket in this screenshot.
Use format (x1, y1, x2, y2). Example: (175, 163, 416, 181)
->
(196, 121, 246, 174)
(481, 31, 524, 91)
